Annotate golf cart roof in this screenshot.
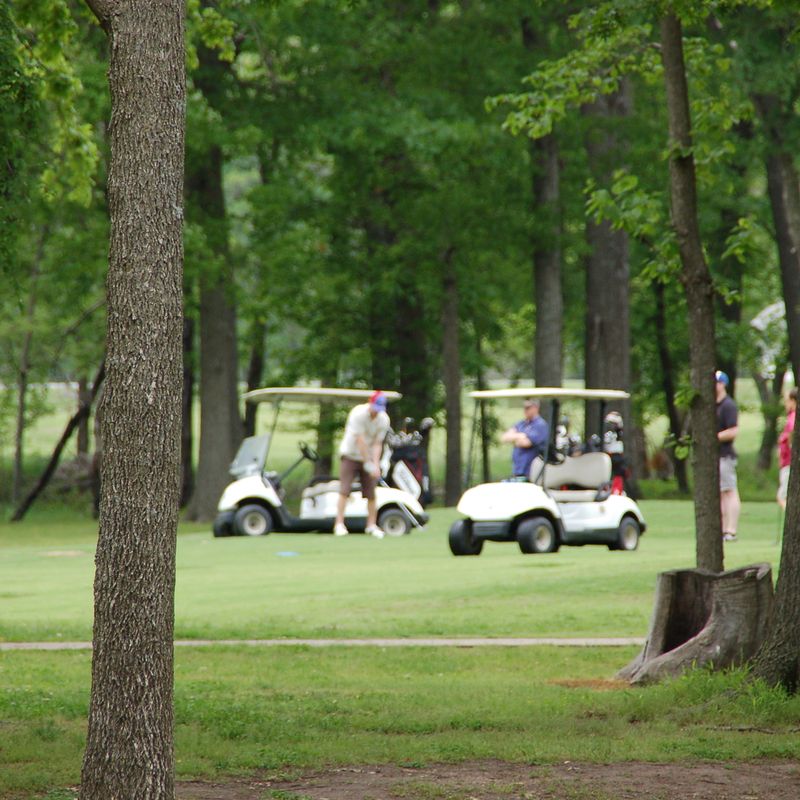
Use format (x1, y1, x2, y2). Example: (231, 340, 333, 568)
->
(469, 388, 630, 402)
(243, 387, 403, 405)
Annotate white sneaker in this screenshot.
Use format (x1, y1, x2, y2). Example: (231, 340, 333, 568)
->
(334, 522, 349, 537)
(366, 524, 385, 539)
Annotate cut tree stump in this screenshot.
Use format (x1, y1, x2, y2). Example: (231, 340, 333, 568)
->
(618, 563, 774, 684)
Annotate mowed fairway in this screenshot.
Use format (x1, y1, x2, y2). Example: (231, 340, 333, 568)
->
(0, 500, 785, 642)
(1, 500, 799, 800)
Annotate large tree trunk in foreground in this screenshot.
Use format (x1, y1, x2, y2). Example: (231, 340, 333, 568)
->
(661, 14, 722, 571)
(753, 407, 800, 691)
(79, 1, 185, 798)
(618, 564, 773, 684)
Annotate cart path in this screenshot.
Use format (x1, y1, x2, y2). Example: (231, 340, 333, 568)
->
(0, 636, 645, 651)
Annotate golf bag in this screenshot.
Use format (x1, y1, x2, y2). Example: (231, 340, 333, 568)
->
(385, 417, 434, 507)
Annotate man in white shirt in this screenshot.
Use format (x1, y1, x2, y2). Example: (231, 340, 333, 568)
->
(334, 390, 391, 538)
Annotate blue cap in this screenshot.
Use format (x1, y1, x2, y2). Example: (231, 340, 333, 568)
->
(369, 390, 387, 411)
(715, 370, 729, 386)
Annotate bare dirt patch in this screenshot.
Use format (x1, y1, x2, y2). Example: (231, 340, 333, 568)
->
(177, 758, 800, 799)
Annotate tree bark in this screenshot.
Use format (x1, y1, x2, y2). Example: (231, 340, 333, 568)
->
(181, 315, 195, 507)
(660, 13, 722, 571)
(763, 149, 800, 381)
(618, 564, 773, 684)
(753, 398, 800, 691)
(531, 134, 563, 387)
(243, 319, 267, 439)
(442, 247, 462, 505)
(185, 144, 242, 521)
(79, 2, 185, 799)
(583, 84, 633, 485)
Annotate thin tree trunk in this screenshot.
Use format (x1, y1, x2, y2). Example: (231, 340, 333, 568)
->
(476, 335, 491, 484)
(186, 144, 242, 521)
(442, 247, 462, 505)
(531, 134, 563, 387)
(11, 362, 105, 522)
(764, 149, 800, 380)
(243, 319, 266, 438)
(653, 281, 689, 494)
(12, 226, 47, 503)
(181, 315, 195, 507)
(754, 370, 784, 471)
(77, 376, 91, 455)
(660, 13, 722, 571)
(79, 1, 185, 798)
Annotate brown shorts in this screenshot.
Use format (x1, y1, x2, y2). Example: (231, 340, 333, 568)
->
(339, 456, 377, 500)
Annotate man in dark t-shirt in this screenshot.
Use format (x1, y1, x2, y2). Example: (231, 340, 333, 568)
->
(716, 370, 740, 542)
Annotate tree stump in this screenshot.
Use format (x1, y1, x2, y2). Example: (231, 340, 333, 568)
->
(618, 563, 774, 684)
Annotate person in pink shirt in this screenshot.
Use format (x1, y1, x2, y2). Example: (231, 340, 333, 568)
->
(777, 388, 797, 511)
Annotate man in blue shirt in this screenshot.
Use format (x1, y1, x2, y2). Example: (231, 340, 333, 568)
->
(501, 398, 550, 478)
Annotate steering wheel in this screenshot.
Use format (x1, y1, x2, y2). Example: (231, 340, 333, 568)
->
(299, 441, 319, 462)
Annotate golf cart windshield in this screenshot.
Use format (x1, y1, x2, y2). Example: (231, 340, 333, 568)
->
(230, 434, 271, 479)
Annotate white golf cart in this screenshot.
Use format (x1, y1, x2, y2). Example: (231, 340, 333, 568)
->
(449, 388, 646, 556)
(213, 387, 429, 538)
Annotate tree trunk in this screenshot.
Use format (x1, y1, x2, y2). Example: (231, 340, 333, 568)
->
(765, 151, 800, 381)
(185, 144, 242, 521)
(752, 399, 800, 691)
(583, 84, 632, 459)
(660, 13, 722, 571)
(618, 564, 773, 684)
(79, 2, 184, 799)
(531, 134, 563, 387)
(12, 227, 46, 503)
(753, 370, 784, 472)
(180, 315, 195, 507)
(653, 280, 689, 494)
(243, 319, 267, 438)
(11, 362, 105, 522)
(442, 247, 462, 505)
(77, 376, 91, 456)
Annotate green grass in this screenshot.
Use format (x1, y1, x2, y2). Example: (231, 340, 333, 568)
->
(0, 499, 796, 799)
(0, 501, 785, 643)
(2, 646, 799, 799)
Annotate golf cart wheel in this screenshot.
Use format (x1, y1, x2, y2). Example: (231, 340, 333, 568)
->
(517, 516, 559, 554)
(612, 516, 640, 551)
(378, 507, 411, 537)
(448, 519, 483, 556)
(233, 504, 273, 537)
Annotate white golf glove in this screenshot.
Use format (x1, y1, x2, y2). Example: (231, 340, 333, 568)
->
(364, 461, 378, 477)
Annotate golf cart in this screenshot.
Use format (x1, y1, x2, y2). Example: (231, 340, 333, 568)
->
(213, 387, 429, 538)
(449, 388, 646, 556)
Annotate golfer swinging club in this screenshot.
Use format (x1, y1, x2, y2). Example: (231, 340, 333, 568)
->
(334, 390, 391, 538)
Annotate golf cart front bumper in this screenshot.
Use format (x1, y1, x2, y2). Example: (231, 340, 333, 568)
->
(213, 510, 236, 537)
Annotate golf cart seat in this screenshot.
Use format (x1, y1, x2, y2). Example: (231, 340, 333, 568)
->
(302, 480, 342, 500)
(530, 452, 612, 502)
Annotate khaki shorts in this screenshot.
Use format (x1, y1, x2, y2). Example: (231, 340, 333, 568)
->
(778, 465, 790, 503)
(339, 456, 377, 500)
(719, 457, 738, 492)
